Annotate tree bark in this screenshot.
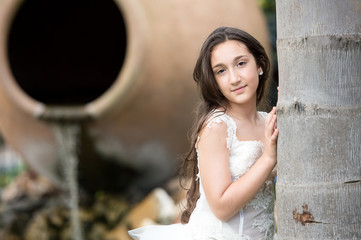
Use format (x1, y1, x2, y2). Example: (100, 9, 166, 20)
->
(276, 0, 361, 239)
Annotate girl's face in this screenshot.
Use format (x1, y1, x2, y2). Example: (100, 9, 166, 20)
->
(211, 40, 261, 107)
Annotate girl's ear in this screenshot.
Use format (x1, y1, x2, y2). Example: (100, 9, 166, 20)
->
(259, 68, 263, 75)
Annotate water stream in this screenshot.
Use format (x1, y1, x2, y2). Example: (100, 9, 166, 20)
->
(53, 123, 83, 240)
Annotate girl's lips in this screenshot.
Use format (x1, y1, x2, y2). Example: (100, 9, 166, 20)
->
(232, 85, 246, 93)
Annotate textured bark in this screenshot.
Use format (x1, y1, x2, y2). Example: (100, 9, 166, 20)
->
(276, 0, 361, 239)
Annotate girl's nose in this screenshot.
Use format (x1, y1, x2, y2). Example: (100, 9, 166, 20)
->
(230, 69, 241, 85)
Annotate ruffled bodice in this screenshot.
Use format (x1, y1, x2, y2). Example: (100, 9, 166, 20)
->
(187, 111, 275, 240)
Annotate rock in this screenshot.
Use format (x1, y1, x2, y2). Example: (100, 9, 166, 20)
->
(92, 193, 128, 227)
(106, 224, 132, 240)
(0, 231, 20, 240)
(24, 209, 51, 240)
(1, 170, 57, 203)
(126, 187, 177, 229)
(0, 177, 187, 239)
(88, 223, 107, 240)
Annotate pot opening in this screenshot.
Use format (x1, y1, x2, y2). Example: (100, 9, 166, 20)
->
(7, 0, 126, 105)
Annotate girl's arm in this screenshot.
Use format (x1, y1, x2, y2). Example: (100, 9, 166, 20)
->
(198, 108, 278, 222)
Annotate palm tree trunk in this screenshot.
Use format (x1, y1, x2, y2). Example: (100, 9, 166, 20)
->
(276, 0, 361, 239)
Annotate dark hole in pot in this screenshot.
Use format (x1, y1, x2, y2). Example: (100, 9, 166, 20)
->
(8, 0, 126, 105)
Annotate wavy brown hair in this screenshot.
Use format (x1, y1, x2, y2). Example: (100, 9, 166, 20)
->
(179, 27, 270, 224)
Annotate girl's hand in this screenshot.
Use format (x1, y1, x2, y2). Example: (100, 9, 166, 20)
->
(263, 107, 278, 165)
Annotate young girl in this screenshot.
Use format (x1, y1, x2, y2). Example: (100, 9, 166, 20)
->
(129, 26, 278, 240)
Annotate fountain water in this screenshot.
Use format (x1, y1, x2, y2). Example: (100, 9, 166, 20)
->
(53, 123, 83, 240)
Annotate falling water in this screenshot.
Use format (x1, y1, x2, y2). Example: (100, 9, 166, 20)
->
(53, 123, 83, 240)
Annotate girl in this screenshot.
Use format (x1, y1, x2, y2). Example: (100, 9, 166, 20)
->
(129, 26, 278, 240)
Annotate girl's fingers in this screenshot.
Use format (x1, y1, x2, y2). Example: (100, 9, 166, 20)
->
(267, 113, 277, 129)
(265, 109, 278, 138)
(265, 106, 278, 141)
(265, 107, 276, 124)
(271, 128, 279, 141)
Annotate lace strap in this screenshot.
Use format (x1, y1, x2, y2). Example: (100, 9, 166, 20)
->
(258, 111, 268, 119)
(205, 111, 236, 149)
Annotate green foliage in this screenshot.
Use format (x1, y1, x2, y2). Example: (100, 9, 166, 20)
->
(256, 0, 276, 45)
(0, 157, 26, 189)
(257, 0, 276, 14)
(257, 0, 278, 107)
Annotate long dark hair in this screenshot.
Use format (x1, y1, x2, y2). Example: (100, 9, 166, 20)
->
(179, 27, 270, 224)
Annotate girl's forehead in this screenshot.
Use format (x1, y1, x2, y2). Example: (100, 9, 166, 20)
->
(213, 40, 249, 53)
(211, 40, 251, 63)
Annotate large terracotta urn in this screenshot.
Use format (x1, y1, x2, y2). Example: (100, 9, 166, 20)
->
(0, 0, 271, 194)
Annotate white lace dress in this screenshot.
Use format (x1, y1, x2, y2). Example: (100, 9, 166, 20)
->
(129, 111, 275, 240)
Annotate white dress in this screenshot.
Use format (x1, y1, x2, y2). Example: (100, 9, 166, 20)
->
(129, 111, 275, 240)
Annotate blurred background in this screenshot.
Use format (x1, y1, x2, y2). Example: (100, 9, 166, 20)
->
(0, 0, 277, 239)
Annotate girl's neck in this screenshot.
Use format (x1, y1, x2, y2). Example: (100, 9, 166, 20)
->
(226, 101, 259, 124)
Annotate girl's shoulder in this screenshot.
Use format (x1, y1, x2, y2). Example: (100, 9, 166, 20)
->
(204, 109, 233, 128)
(199, 109, 236, 149)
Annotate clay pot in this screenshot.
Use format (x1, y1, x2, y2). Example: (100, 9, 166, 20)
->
(0, 0, 270, 193)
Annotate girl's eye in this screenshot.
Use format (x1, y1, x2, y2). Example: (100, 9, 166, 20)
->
(216, 69, 225, 75)
(237, 61, 246, 67)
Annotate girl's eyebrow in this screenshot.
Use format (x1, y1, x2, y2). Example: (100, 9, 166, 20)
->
(233, 55, 247, 62)
(212, 55, 248, 69)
